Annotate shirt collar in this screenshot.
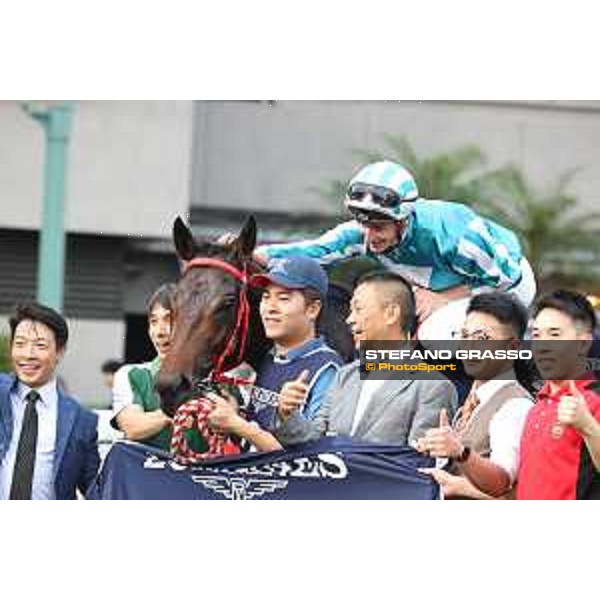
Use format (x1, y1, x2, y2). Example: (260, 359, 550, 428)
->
(540, 373, 598, 399)
(271, 337, 325, 362)
(149, 356, 162, 378)
(473, 370, 518, 406)
(16, 378, 58, 407)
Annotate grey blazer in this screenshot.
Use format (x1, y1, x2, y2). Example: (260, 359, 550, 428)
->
(275, 361, 458, 446)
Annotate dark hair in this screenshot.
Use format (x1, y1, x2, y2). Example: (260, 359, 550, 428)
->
(101, 359, 123, 374)
(300, 287, 324, 309)
(532, 289, 597, 332)
(356, 271, 417, 335)
(9, 302, 69, 350)
(467, 292, 529, 339)
(146, 283, 178, 315)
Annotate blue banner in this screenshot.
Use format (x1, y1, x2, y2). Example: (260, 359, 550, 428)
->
(87, 437, 439, 500)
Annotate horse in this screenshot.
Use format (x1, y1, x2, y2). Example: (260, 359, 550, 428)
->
(155, 216, 355, 420)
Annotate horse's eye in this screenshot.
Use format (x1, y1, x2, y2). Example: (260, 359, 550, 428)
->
(216, 295, 236, 313)
(223, 294, 237, 307)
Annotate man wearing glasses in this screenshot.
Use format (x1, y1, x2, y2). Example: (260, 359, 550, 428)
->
(255, 160, 536, 340)
(414, 292, 534, 499)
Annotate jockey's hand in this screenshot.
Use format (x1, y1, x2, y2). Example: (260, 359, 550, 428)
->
(419, 468, 469, 498)
(216, 232, 237, 246)
(277, 370, 310, 422)
(216, 232, 268, 266)
(207, 394, 243, 435)
(413, 287, 450, 323)
(415, 409, 463, 459)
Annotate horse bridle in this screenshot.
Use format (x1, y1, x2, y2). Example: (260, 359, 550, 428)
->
(182, 256, 256, 388)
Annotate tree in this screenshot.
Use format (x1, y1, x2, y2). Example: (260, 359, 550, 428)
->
(314, 135, 489, 208)
(356, 135, 488, 201)
(473, 166, 600, 291)
(0, 334, 11, 373)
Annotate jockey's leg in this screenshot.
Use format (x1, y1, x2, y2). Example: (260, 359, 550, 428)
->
(417, 258, 537, 341)
(417, 297, 471, 341)
(509, 257, 537, 307)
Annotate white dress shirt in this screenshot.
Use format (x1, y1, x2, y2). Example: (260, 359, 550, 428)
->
(0, 379, 58, 500)
(469, 372, 533, 484)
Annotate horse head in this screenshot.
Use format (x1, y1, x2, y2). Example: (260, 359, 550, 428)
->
(156, 216, 268, 417)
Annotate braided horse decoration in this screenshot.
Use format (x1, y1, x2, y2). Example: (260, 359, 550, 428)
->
(155, 216, 271, 464)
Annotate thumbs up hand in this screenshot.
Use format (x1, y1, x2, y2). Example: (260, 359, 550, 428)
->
(439, 408, 450, 429)
(557, 380, 594, 434)
(277, 370, 310, 422)
(415, 408, 463, 459)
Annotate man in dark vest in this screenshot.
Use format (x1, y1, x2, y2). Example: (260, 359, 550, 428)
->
(416, 292, 533, 499)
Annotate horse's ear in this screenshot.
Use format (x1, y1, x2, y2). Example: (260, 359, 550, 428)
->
(173, 217, 197, 261)
(232, 215, 257, 258)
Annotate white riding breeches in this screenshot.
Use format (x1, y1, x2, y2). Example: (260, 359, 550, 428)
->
(417, 258, 537, 341)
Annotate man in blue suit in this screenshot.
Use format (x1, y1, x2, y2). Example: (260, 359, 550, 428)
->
(0, 302, 99, 500)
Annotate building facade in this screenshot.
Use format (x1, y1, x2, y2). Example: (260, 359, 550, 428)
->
(1, 100, 598, 405)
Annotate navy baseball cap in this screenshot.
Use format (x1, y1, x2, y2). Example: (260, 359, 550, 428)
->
(252, 256, 328, 298)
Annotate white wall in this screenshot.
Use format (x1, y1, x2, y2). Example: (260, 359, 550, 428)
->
(0, 100, 193, 238)
(192, 100, 600, 215)
(59, 318, 125, 409)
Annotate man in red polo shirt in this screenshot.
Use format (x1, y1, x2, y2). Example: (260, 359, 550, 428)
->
(518, 290, 600, 500)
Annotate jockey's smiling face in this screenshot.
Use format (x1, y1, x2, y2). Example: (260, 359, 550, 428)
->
(361, 220, 402, 254)
(148, 302, 173, 360)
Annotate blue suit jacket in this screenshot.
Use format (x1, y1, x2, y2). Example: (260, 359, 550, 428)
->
(0, 374, 100, 500)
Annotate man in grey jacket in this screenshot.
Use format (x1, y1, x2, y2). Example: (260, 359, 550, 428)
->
(274, 272, 458, 446)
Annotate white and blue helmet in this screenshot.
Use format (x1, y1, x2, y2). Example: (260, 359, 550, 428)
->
(345, 160, 419, 222)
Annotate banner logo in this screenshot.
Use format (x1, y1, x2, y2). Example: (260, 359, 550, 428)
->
(192, 475, 288, 500)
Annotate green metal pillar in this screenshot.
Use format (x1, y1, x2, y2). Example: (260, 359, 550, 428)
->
(24, 101, 74, 311)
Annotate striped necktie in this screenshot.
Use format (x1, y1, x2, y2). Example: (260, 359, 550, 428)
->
(455, 387, 480, 432)
(9, 390, 40, 500)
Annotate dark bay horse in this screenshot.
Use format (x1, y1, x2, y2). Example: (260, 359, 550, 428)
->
(156, 216, 355, 418)
(155, 216, 270, 416)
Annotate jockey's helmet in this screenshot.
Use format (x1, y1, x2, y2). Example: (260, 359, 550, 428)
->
(345, 160, 419, 223)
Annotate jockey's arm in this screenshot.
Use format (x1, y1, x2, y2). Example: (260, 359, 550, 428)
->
(116, 405, 171, 442)
(254, 221, 364, 266)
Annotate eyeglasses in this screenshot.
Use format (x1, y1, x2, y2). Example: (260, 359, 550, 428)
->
(347, 183, 403, 209)
(451, 328, 511, 341)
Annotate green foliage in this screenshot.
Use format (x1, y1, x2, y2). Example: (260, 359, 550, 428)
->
(0, 334, 11, 373)
(354, 135, 487, 201)
(473, 166, 600, 290)
(315, 135, 489, 208)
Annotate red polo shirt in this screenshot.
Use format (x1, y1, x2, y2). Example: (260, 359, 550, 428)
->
(517, 378, 600, 500)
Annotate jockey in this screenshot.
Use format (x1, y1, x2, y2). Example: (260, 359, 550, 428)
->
(255, 160, 537, 340)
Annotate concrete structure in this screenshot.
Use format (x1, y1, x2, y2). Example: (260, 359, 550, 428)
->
(1, 100, 599, 406)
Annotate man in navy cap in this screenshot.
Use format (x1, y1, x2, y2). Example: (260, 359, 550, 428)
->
(245, 256, 345, 431)
(205, 255, 344, 448)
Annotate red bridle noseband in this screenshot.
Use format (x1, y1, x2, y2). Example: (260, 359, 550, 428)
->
(182, 257, 255, 386)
